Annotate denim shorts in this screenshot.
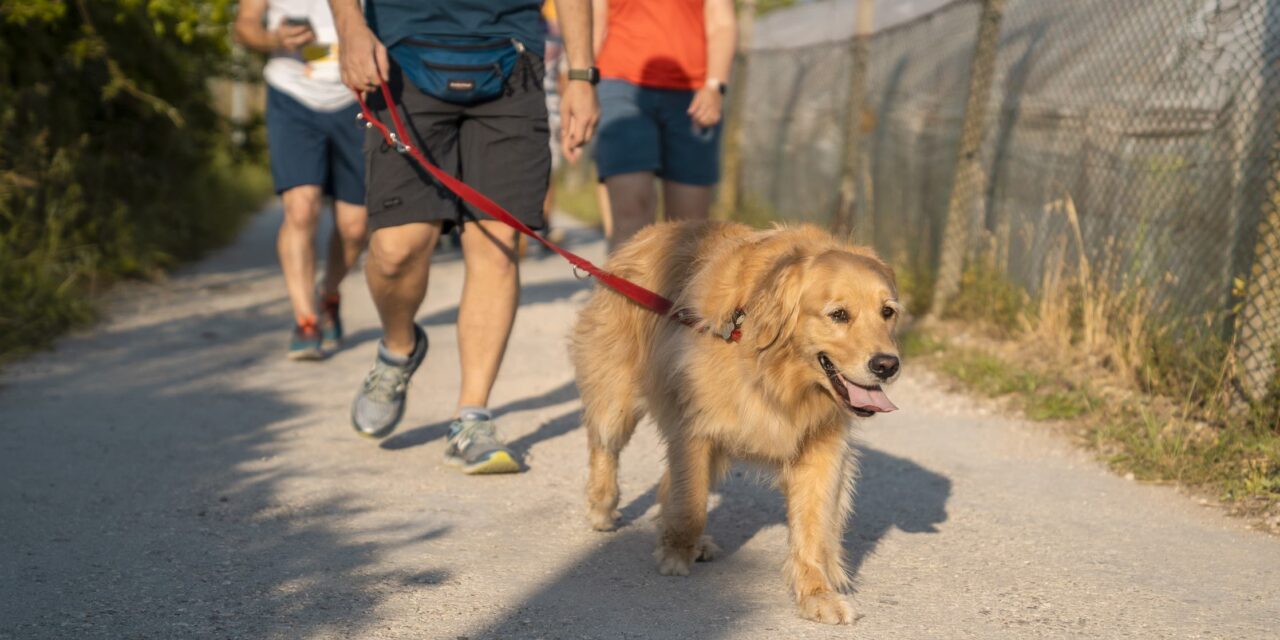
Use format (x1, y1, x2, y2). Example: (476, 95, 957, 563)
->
(594, 79, 722, 186)
(265, 87, 366, 205)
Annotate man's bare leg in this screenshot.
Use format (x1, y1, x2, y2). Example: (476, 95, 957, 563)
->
(365, 222, 441, 355)
(440, 218, 523, 475)
(316, 200, 368, 348)
(278, 186, 325, 322)
(604, 172, 658, 251)
(351, 220, 440, 439)
(596, 182, 615, 241)
(320, 200, 369, 297)
(456, 219, 521, 410)
(605, 175, 714, 250)
(661, 181, 713, 222)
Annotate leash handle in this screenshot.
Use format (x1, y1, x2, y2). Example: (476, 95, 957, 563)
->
(353, 84, 674, 316)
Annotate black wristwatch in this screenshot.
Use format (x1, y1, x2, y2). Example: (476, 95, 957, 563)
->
(567, 67, 600, 85)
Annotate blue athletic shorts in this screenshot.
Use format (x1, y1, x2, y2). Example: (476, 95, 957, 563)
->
(594, 79, 722, 186)
(265, 87, 366, 205)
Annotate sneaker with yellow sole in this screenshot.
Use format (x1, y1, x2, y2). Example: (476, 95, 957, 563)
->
(444, 415, 521, 474)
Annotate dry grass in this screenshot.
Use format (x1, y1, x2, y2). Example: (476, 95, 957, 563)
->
(904, 190, 1279, 531)
(906, 324, 1278, 531)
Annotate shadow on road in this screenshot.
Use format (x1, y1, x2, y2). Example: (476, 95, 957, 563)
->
(0, 271, 450, 637)
(379, 380, 580, 451)
(466, 444, 950, 639)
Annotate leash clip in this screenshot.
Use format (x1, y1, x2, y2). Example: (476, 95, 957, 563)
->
(720, 308, 745, 342)
(572, 265, 592, 281)
(388, 132, 411, 154)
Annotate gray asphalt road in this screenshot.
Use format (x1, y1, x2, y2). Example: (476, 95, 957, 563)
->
(2, 207, 1277, 639)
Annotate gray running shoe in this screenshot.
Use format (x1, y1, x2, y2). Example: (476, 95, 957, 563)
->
(351, 325, 428, 439)
(444, 418, 521, 474)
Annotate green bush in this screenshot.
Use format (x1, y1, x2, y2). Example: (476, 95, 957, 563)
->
(0, 0, 269, 358)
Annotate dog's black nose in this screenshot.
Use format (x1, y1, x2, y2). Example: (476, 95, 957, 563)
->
(868, 353, 900, 380)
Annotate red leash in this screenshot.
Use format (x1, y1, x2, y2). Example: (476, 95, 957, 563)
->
(353, 83, 674, 316)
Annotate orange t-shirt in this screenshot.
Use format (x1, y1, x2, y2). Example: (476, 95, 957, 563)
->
(598, 0, 707, 90)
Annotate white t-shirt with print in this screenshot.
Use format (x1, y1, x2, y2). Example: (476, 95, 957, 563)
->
(263, 0, 354, 112)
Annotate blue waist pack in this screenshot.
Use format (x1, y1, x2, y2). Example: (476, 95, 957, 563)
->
(389, 36, 524, 105)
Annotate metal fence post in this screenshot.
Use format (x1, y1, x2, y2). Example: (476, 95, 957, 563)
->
(717, 0, 757, 220)
(1228, 0, 1280, 404)
(929, 0, 1006, 317)
(1233, 179, 1280, 401)
(832, 0, 876, 238)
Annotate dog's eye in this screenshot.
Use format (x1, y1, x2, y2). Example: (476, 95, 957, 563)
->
(828, 308, 849, 323)
(881, 305, 896, 320)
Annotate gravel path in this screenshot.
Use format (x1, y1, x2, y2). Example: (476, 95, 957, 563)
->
(2, 207, 1278, 639)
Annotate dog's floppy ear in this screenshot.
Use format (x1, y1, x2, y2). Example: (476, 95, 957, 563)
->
(744, 252, 809, 351)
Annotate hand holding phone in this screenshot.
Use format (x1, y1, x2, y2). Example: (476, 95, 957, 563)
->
(277, 16, 316, 51)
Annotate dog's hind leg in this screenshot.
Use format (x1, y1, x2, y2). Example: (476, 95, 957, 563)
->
(781, 427, 856, 625)
(583, 388, 641, 532)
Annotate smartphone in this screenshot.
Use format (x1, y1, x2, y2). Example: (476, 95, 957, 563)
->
(283, 16, 312, 29)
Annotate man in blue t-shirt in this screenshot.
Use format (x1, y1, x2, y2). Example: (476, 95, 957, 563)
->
(327, 0, 599, 474)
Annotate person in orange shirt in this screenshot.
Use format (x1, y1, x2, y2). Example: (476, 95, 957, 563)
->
(592, 0, 736, 250)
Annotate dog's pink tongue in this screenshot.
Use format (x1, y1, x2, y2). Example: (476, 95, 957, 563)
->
(843, 379, 898, 413)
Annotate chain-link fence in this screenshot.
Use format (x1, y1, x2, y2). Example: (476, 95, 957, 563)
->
(732, 0, 1280, 404)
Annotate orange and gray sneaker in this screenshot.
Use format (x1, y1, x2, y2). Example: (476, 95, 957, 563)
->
(288, 316, 323, 361)
(320, 293, 343, 351)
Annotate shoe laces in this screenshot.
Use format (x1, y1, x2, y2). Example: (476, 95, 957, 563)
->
(296, 316, 320, 338)
(450, 419, 497, 450)
(361, 359, 410, 402)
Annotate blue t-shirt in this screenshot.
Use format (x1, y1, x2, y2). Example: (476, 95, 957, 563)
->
(366, 0, 546, 56)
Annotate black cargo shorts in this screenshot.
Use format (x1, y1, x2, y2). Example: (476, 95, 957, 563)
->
(363, 53, 550, 233)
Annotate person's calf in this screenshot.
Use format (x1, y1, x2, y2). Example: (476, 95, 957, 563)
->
(604, 172, 659, 251)
(322, 222, 368, 297)
(455, 221, 521, 409)
(365, 223, 440, 355)
(334, 201, 369, 245)
(661, 181, 713, 222)
(277, 186, 326, 327)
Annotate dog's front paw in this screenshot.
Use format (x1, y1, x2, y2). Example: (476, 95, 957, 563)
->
(797, 591, 855, 625)
(588, 508, 621, 532)
(695, 534, 720, 562)
(653, 544, 695, 576)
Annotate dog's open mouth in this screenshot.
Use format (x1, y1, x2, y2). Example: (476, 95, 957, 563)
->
(818, 353, 898, 418)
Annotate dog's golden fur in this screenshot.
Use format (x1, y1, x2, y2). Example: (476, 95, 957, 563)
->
(570, 221, 901, 624)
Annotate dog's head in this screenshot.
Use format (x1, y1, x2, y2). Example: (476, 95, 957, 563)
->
(746, 246, 901, 417)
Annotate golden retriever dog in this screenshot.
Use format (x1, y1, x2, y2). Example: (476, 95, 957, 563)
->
(570, 221, 901, 624)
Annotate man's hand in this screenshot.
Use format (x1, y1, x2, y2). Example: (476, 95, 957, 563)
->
(687, 86, 723, 128)
(336, 20, 388, 92)
(560, 80, 599, 164)
(275, 24, 316, 52)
